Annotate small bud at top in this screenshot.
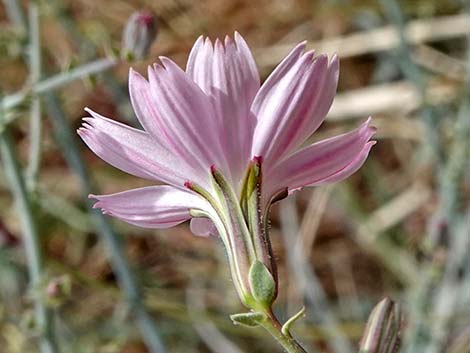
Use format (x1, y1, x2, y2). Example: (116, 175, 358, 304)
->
(359, 297, 402, 353)
(122, 11, 158, 61)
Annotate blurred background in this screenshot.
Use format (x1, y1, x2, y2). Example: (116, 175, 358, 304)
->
(0, 0, 469, 352)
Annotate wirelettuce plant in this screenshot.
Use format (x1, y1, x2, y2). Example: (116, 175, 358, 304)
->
(2, 1, 469, 352)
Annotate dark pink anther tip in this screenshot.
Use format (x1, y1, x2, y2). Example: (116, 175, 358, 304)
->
(184, 181, 193, 189)
(210, 165, 217, 174)
(137, 11, 155, 27)
(253, 156, 263, 164)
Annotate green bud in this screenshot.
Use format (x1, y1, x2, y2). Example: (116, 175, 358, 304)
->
(249, 260, 276, 308)
(230, 312, 265, 327)
(359, 297, 402, 353)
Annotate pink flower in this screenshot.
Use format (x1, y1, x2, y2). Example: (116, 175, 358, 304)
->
(78, 32, 375, 308)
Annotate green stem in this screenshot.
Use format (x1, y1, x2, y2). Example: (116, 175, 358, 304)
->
(260, 311, 308, 353)
(0, 128, 57, 353)
(1, 57, 118, 113)
(25, 1, 42, 191)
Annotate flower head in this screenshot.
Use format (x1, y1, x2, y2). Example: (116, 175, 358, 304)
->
(78, 32, 375, 309)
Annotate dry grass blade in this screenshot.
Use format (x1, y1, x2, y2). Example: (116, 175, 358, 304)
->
(257, 14, 470, 68)
(328, 79, 459, 121)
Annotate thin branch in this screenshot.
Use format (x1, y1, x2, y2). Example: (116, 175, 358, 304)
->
(1, 57, 118, 114)
(0, 127, 57, 353)
(25, 2, 42, 191)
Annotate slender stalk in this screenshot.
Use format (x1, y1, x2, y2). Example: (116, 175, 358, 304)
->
(25, 1, 42, 190)
(1, 57, 118, 113)
(260, 311, 307, 353)
(0, 128, 57, 353)
(1, 3, 56, 350)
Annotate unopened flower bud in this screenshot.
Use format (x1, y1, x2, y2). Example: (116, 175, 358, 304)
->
(122, 11, 158, 60)
(359, 297, 402, 353)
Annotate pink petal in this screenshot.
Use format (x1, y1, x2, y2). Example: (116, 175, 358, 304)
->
(186, 33, 260, 183)
(190, 217, 218, 237)
(314, 141, 375, 185)
(77, 108, 210, 189)
(147, 58, 229, 178)
(91, 185, 210, 229)
(186, 36, 213, 93)
(253, 41, 306, 92)
(252, 46, 339, 165)
(129, 69, 167, 141)
(265, 118, 376, 197)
